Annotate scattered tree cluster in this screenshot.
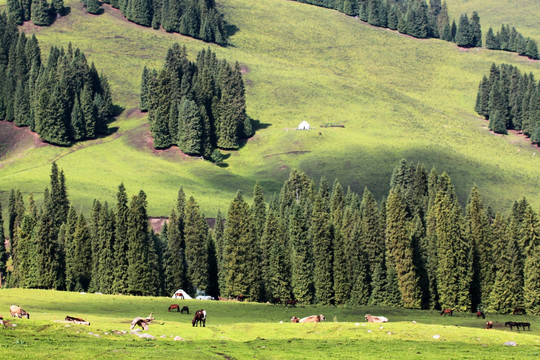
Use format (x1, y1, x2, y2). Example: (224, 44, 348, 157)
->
(485, 25, 538, 60)
(297, 0, 536, 58)
(140, 45, 252, 157)
(100, 0, 228, 45)
(7, 0, 65, 26)
(0, 17, 115, 145)
(3, 161, 540, 316)
(475, 63, 540, 143)
(295, 0, 480, 45)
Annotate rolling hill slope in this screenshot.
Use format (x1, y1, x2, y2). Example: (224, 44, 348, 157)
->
(1, 0, 540, 216)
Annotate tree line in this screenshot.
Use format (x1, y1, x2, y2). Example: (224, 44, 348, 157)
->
(294, 0, 537, 58)
(0, 15, 115, 145)
(2, 160, 539, 315)
(100, 0, 228, 45)
(485, 25, 538, 60)
(140, 45, 252, 159)
(475, 63, 540, 144)
(7, 0, 65, 26)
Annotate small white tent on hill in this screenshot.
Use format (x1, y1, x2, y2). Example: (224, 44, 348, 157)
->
(172, 289, 193, 299)
(298, 121, 310, 130)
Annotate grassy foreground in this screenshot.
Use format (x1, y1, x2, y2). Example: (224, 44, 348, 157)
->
(0, 289, 538, 359)
(1, 0, 540, 216)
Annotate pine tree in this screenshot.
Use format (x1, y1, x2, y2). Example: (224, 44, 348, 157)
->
(70, 96, 86, 140)
(488, 223, 523, 313)
(112, 183, 129, 294)
(223, 191, 261, 300)
(17, 204, 39, 288)
(71, 213, 92, 291)
(266, 214, 291, 301)
(386, 188, 422, 308)
(86, 0, 101, 14)
(7, 0, 23, 26)
(140, 66, 150, 112)
(523, 242, 540, 315)
(369, 260, 387, 305)
(470, 11, 482, 47)
(456, 14, 473, 47)
(289, 203, 313, 304)
(184, 196, 209, 293)
(178, 99, 202, 154)
(80, 85, 96, 139)
(214, 209, 226, 295)
(51, 0, 64, 16)
(127, 190, 156, 296)
(485, 27, 499, 49)
(35, 189, 62, 289)
(165, 207, 187, 294)
(31, 0, 50, 26)
(310, 195, 334, 305)
(465, 185, 493, 308)
(251, 181, 267, 243)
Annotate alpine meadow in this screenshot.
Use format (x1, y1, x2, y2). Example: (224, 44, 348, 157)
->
(1, 0, 540, 358)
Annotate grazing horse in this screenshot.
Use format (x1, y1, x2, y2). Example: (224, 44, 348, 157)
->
(181, 306, 190, 314)
(271, 297, 281, 305)
(476, 311, 485, 319)
(485, 321, 493, 329)
(168, 304, 180, 312)
(192, 309, 207, 327)
(290, 316, 300, 323)
(517, 322, 531, 330)
(440, 309, 453, 316)
(299, 315, 326, 323)
(365, 314, 388, 323)
(9, 305, 29, 319)
(513, 307, 526, 315)
(505, 321, 520, 330)
(284, 299, 298, 308)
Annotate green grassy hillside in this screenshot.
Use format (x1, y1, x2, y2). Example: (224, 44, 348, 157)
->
(0, 289, 538, 359)
(1, 0, 540, 216)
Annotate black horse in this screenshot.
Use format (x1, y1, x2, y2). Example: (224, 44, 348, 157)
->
(192, 309, 206, 327)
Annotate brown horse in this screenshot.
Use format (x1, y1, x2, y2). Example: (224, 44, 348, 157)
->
(271, 297, 281, 305)
(168, 304, 180, 312)
(513, 307, 526, 315)
(476, 311, 485, 319)
(440, 309, 453, 316)
(284, 299, 298, 308)
(192, 309, 206, 327)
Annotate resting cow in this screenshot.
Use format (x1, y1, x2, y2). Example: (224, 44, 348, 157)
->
(10, 305, 29, 319)
(365, 314, 388, 323)
(290, 316, 300, 323)
(299, 314, 325, 323)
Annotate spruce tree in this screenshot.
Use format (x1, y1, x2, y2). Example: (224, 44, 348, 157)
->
(184, 196, 209, 293)
(223, 191, 261, 300)
(523, 242, 540, 315)
(485, 27, 499, 49)
(112, 183, 129, 294)
(31, 0, 50, 26)
(456, 14, 473, 47)
(289, 203, 313, 304)
(165, 208, 187, 294)
(17, 205, 39, 288)
(386, 188, 422, 308)
(266, 215, 291, 301)
(369, 260, 387, 305)
(86, 0, 101, 14)
(178, 99, 202, 155)
(7, 0, 23, 25)
(251, 181, 266, 243)
(470, 11, 482, 47)
(310, 195, 334, 305)
(127, 190, 156, 296)
(71, 213, 92, 291)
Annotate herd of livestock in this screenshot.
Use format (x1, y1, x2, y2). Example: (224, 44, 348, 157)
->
(0, 303, 532, 332)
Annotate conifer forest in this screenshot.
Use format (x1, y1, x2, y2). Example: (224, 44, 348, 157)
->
(2, 161, 539, 316)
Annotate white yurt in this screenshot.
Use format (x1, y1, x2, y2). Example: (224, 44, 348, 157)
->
(298, 120, 310, 130)
(172, 289, 193, 299)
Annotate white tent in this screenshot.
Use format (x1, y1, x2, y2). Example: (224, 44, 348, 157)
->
(172, 289, 193, 299)
(298, 120, 310, 130)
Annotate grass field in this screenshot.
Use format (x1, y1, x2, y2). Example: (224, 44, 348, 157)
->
(0, 289, 538, 359)
(1, 0, 540, 216)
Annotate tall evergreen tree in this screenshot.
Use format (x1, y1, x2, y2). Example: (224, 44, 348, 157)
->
(310, 195, 334, 305)
(184, 196, 209, 293)
(289, 203, 313, 303)
(112, 183, 129, 294)
(165, 207, 187, 294)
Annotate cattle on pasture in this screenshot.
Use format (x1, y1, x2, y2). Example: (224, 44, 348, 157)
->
(291, 316, 300, 323)
(299, 315, 325, 323)
(365, 314, 388, 323)
(10, 305, 29, 319)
